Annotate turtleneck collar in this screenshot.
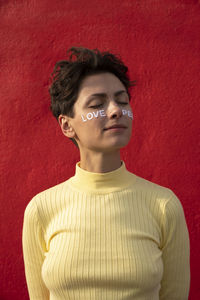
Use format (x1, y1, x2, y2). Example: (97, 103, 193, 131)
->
(68, 161, 136, 193)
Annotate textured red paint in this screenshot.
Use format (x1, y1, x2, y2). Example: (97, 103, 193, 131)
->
(0, 0, 199, 299)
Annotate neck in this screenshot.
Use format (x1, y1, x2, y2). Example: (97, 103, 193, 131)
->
(70, 160, 136, 193)
(79, 149, 121, 173)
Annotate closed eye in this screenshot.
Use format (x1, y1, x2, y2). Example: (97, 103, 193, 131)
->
(118, 102, 129, 105)
(88, 104, 103, 109)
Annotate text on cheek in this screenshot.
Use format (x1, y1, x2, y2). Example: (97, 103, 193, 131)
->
(81, 109, 133, 122)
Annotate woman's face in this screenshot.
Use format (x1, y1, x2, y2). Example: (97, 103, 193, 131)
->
(63, 72, 133, 153)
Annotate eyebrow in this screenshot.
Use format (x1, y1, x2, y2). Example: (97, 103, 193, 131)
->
(85, 90, 128, 104)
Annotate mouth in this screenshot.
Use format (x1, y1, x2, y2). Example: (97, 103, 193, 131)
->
(104, 124, 127, 131)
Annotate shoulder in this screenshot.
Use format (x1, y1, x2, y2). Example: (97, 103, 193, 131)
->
(24, 177, 72, 217)
(132, 173, 188, 234)
(132, 172, 174, 200)
(134, 176, 188, 237)
(130, 172, 185, 215)
(37, 178, 70, 197)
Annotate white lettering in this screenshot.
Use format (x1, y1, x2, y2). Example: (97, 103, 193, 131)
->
(128, 110, 133, 119)
(81, 115, 87, 122)
(99, 110, 106, 117)
(81, 109, 133, 122)
(93, 111, 99, 118)
(87, 112, 93, 120)
(122, 109, 127, 115)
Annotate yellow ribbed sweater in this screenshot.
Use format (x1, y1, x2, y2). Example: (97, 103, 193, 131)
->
(22, 161, 190, 300)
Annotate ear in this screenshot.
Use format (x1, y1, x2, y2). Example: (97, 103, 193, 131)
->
(58, 114, 75, 138)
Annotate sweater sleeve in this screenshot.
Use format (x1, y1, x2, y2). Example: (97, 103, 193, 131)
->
(159, 192, 190, 300)
(22, 198, 49, 300)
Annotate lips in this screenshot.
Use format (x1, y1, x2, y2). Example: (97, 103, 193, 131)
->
(104, 124, 127, 130)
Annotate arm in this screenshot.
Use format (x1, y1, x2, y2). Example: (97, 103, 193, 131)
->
(159, 192, 190, 300)
(22, 198, 49, 300)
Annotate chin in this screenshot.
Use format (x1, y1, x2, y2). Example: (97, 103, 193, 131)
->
(103, 139, 131, 152)
(110, 135, 130, 146)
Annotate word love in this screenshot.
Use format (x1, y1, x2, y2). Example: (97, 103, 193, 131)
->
(81, 109, 133, 122)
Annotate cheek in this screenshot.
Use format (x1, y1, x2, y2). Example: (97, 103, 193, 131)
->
(80, 114, 106, 127)
(80, 112, 106, 124)
(76, 118, 104, 139)
(122, 108, 134, 119)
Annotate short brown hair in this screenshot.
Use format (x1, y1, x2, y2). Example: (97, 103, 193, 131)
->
(49, 46, 136, 120)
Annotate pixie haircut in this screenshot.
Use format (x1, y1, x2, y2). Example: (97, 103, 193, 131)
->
(49, 46, 136, 120)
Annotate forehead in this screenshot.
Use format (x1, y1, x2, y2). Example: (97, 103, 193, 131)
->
(77, 72, 126, 98)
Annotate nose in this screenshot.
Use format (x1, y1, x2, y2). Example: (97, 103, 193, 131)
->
(107, 101, 122, 119)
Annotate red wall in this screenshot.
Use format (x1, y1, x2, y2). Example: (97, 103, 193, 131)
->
(0, 0, 199, 299)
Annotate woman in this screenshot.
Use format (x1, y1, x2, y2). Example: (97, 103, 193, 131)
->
(22, 47, 190, 299)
